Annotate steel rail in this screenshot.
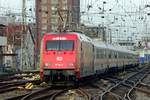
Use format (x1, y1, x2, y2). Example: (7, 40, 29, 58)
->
(100, 67, 148, 100)
(5, 93, 30, 100)
(126, 68, 150, 100)
(49, 89, 68, 100)
(0, 80, 40, 93)
(21, 86, 52, 100)
(77, 88, 92, 100)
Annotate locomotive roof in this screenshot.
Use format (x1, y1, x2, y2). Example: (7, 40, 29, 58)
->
(44, 32, 93, 43)
(93, 40, 136, 54)
(74, 32, 136, 54)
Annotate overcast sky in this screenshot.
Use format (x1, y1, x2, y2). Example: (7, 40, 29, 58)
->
(0, 0, 150, 41)
(80, 0, 150, 41)
(0, 0, 35, 22)
(0, 0, 22, 12)
(0, 0, 149, 25)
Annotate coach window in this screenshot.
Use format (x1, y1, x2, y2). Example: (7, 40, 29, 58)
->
(92, 45, 94, 52)
(121, 53, 123, 58)
(104, 50, 106, 58)
(131, 55, 133, 59)
(102, 49, 105, 58)
(96, 49, 98, 58)
(99, 49, 102, 58)
(97, 49, 99, 58)
(117, 52, 118, 58)
(129, 55, 131, 59)
(99, 49, 101, 58)
(115, 52, 117, 58)
(105, 50, 107, 58)
(116, 52, 118, 58)
(119, 53, 122, 58)
(46, 40, 59, 50)
(81, 43, 82, 51)
(111, 51, 113, 58)
(109, 51, 111, 58)
(113, 51, 115, 58)
(120, 53, 122, 58)
(132, 55, 134, 59)
(118, 52, 120, 58)
(101, 49, 104, 58)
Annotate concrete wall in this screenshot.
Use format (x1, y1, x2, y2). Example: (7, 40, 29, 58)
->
(0, 16, 15, 25)
(0, 36, 7, 46)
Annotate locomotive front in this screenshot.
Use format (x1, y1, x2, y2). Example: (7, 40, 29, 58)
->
(40, 33, 79, 83)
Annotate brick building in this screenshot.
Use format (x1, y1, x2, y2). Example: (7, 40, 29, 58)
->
(36, 0, 80, 34)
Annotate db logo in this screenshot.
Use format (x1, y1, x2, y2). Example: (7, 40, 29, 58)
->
(56, 57, 63, 61)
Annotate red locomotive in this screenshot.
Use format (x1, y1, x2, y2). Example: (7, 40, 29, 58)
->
(40, 32, 138, 84)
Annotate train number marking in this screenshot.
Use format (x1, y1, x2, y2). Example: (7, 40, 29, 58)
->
(52, 37, 67, 40)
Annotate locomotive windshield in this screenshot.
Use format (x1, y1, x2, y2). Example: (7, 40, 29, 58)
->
(46, 40, 74, 51)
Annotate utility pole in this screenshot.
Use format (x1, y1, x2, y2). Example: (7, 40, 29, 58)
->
(21, 0, 26, 70)
(57, 0, 63, 32)
(22, 0, 26, 28)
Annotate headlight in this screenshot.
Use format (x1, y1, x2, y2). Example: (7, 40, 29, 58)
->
(68, 63, 75, 67)
(45, 62, 51, 67)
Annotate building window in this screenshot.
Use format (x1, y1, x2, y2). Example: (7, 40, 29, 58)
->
(41, 0, 47, 4)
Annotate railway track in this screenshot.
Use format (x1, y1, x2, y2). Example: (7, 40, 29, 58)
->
(124, 85, 150, 100)
(9, 85, 92, 100)
(128, 73, 150, 100)
(100, 67, 150, 100)
(21, 86, 53, 100)
(76, 88, 92, 100)
(0, 66, 149, 100)
(125, 67, 150, 100)
(3, 86, 52, 100)
(0, 71, 39, 82)
(8, 86, 69, 100)
(77, 84, 102, 100)
(0, 80, 41, 94)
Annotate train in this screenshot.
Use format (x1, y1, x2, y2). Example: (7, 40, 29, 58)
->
(40, 32, 139, 84)
(138, 50, 150, 64)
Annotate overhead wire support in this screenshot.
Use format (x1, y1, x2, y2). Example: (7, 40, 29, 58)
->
(21, 0, 26, 70)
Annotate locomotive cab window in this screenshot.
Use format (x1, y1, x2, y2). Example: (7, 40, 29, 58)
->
(46, 40, 59, 50)
(46, 40, 74, 51)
